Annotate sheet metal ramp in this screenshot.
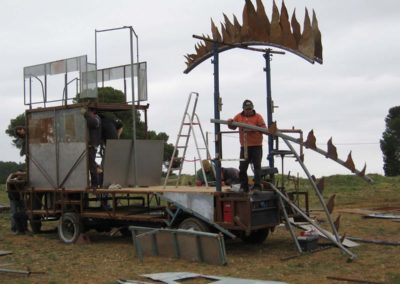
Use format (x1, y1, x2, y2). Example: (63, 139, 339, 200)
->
(129, 226, 227, 265)
(156, 192, 236, 239)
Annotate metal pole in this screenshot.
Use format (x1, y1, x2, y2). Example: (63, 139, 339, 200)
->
(282, 138, 341, 244)
(129, 27, 137, 187)
(268, 181, 357, 259)
(44, 65, 47, 106)
(264, 51, 274, 173)
(95, 29, 98, 73)
(212, 42, 222, 192)
(211, 119, 373, 183)
(29, 77, 32, 110)
(278, 196, 303, 253)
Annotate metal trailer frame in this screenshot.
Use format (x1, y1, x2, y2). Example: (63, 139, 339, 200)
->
(18, 27, 310, 246)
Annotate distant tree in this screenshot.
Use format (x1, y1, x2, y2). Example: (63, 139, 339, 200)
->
(5, 113, 25, 153)
(0, 161, 25, 184)
(380, 106, 400, 176)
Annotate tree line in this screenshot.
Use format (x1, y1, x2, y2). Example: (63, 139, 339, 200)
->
(0, 161, 25, 184)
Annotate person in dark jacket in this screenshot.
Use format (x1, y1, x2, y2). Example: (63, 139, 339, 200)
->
(99, 113, 123, 145)
(84, 108, 101, 188)
(221, 167, 240, 186)
(6, 171, 28, 234)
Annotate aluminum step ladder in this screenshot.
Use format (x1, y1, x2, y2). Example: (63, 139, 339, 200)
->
(163, 92, 214, 187)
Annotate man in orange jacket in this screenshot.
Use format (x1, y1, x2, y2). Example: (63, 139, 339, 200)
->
(228, 99, 266, 192)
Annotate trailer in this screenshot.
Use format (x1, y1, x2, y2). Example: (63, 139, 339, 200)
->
(18, 27, 305, 244)
(21, 97, 286, 243)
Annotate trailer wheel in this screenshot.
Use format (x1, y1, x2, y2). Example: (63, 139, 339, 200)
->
(58, 212, 82, 244)
(178, 217, 210, 232)
(242, 228, 269, 244)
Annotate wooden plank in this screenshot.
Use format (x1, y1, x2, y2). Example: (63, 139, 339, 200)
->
(80, 211, 165, 222)
(22, 185, 222, 194)
(93, 186, 218, 194)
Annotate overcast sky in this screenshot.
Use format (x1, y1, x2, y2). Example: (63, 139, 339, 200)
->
(1, 0, 399, 179)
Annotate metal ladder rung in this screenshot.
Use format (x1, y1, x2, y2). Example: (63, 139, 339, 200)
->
(164, 92, 212, 188)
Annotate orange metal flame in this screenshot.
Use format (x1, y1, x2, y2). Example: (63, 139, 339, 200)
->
(304, 130, 317, 149)
(327, 138, 338, 160)
(344, 151, 356, 173)
(185, 0, 323, 72)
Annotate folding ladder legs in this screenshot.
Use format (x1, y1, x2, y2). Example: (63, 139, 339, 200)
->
(163, 92, 213, 187)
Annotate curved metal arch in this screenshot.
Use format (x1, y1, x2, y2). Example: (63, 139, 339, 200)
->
(184, 0, 323, 74)
(184, 40, 319, 74)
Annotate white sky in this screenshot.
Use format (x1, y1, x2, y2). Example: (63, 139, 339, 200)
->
(0, 0, 399, 179)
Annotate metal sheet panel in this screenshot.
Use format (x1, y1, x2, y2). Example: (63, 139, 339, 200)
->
(142, 272, 287, 284)
(28, 108, 88, 189)
(58, 142, 87, 188)
(29, 143, 57, 188)
(163, 192, 214, 221)
(130, 227, 228, 266)
(103, 139, 164, 187)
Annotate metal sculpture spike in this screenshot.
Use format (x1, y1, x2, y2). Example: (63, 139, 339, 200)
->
(358, 163, 367, 177)
(334, 214, 341, 232)
(344, 151, 356, 173)
(327, 138, 338, 160)
(304, 130, 316, 149)
(317, 177, 325, 195)
(326, 194, 336, 214)
(184, 0, 323, 73)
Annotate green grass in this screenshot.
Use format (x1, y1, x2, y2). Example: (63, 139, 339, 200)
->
(290, 174, 400, 209)
(0, 184, 8, 205)
(0, 174, 399, 283)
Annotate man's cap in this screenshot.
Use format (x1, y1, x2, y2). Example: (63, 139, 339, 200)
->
(242, 100, 254, 110)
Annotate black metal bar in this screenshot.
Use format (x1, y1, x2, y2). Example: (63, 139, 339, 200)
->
(264, 52, 275, 175)
(212, 42, 222, 192)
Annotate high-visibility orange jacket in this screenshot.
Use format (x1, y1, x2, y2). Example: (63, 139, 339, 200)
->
(229, 110, 266, 147)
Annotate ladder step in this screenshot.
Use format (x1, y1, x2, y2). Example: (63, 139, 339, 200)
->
(176, 146, 186, 149)
(183, 123, 199, 125)
(179, 135, 189, 137)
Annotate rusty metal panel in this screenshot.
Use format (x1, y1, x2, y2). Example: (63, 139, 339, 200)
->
(103, 139, 164, 187)
(28, 108, 88, 189)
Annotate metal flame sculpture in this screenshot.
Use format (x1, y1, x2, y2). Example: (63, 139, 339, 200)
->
(184, 0, 323, 73)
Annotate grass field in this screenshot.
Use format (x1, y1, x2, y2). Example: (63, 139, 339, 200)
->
(0, 174, 399, 284)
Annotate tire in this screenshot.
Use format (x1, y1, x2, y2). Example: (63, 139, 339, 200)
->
(58, 212, 82, 244)
(178, 217, 210, 232)
(241, 228, 269, 244)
